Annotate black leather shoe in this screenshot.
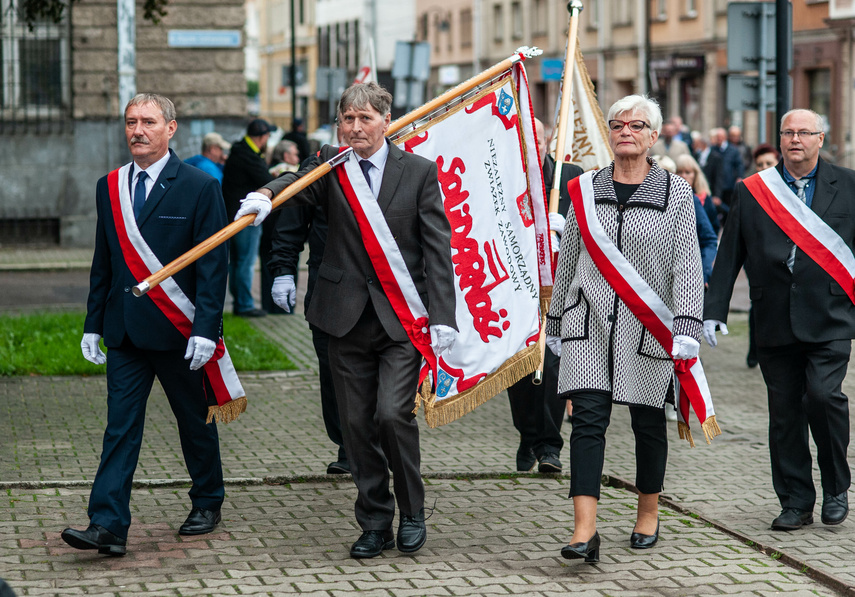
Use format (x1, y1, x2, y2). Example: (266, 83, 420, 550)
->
(516, 446, 536, 472)
(630, 521, 660, 549)
(179, 507, 222, 535)
(235, 308, 267, 318)
(61, 524, 126, 556)
(326, 460, 351, 474)
(537, 452, 562, 473)
(771, 508, 813, 531)
(350, 529, 395, 558)
(398, 509, 427, 553)
(560, 531, 600, 563)
(821, 492, 849, 525)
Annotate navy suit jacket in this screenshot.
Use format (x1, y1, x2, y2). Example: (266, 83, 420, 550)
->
(705, 159, 855, 346)
(84, 150, 228, 351)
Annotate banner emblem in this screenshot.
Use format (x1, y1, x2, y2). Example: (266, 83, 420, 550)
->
(498, 89, 514, 115)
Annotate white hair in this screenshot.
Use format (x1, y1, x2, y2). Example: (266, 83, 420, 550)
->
(780, 108, 824, 132)
(607, 95, 663, 134)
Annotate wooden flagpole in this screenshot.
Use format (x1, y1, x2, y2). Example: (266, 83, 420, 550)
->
(133, 47, 543, 297)
(532, 0, 583, 384)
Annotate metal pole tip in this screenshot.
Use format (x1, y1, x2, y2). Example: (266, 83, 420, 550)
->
(132, 281, 150, 297)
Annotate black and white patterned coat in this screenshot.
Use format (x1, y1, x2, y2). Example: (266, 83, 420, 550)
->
(545, 160, 704, 408)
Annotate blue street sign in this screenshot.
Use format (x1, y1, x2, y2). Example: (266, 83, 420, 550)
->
(167, 30, 242, 48)
(541, 59, 564, 81)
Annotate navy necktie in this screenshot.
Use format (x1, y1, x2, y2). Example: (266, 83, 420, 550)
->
(133, 171, 148, 221)
(359, 160, 373, 193)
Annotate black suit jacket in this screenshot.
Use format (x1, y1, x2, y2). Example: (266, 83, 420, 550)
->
(84, 150, 228, 351)
(264, 141, 457, 341)
(704, 159, 855, 346)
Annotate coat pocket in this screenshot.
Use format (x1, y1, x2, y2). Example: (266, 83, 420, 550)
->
(638, 327, 671, 361)
(749, 286, 763, 301)
(560, 288, 589, 341)
(318, 263, 344, 283)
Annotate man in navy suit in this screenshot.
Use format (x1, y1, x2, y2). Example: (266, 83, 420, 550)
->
(61, 93, 233, 556)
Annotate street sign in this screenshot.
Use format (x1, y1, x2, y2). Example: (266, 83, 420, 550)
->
(727, 74, 791, 111)
(541, 59, 563, 81)
(167, 30, 241, 48)
(727, 2, 792, 72)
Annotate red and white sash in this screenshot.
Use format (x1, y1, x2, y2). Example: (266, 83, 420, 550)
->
(107, 165, 246, 423)
(569, 172, 720, 446)
(334, 153, 439, 381)
(744, 168, 855, 304)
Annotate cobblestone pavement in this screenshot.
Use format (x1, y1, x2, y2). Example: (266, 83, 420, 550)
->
(1, 262, 853, 596)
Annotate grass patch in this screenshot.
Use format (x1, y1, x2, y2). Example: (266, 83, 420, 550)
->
(0, 312, 294, 376)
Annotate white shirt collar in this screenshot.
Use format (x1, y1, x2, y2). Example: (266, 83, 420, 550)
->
(358, 140, 390, 171)
(133, 150, 171, 185)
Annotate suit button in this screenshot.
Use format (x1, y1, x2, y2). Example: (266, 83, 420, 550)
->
(367, 278, 373, 285)
(124, 286, 130, 293)
(791, 283, 797, 289)
(607, 314, 616, 322)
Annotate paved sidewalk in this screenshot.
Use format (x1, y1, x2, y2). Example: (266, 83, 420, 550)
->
(0, 255, 851, 596)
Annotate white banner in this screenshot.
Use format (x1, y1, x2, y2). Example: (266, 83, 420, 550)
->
(393, 70, 547, 427)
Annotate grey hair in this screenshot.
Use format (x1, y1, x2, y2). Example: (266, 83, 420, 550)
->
(780, 108, 824, 132)
(271, 139, 298, 164)
(339, 82, 393, 118)
(607, 95, 662, 134)
(124, 93, 176, 123)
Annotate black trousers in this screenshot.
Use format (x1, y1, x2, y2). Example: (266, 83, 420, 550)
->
(327, 302, 424, 531)
(89, 341, 224, 538)
(311, 325, 346, 462)
(507, 349, 563, 458)
(568, 390, 667, 498)
(757, 339, 851, 510)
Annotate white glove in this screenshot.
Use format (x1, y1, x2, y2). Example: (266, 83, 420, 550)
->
(548, 212, 566, 236)
(272, 275, 297, 313)
(81, 333, 106, 365)
(703, 319, 729, 348)
(546, 334, 562, 357)
(184, 336, 217, 370)
(234, 191, 272, 226)
(671, 335, 700, 360)
(430, 324, 457, 357)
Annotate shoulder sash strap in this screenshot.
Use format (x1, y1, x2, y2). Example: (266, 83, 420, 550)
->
(744, 168, 855, 304)
(335, 154, 439, 383)
(106, 166, 246, 423)
(568, 172, 720, 445)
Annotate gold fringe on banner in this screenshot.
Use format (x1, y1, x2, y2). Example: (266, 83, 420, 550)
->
(206, 396, 247, 424)
(421, 342, 541, 428)
(539, 285, 553, 316)
(701, 415, 722, 444)
(677, 421, 695, 448)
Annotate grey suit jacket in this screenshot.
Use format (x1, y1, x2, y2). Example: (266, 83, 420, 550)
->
(704, 159, 855, 346)
(265, 141, 457, 342)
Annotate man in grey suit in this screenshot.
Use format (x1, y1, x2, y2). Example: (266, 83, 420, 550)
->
(248, 83, 457, 558)
(704, 109, 854, 531)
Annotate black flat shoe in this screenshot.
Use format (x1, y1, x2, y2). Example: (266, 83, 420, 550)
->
(630, 521, 660, 549)
(350, 529, 395, 558)
(560, 531, 600, 563)
(61, 524, 127, 556)
(179, 507, 222, 535)
(821, 492, 849, 525)
(771, 507, 813, 531)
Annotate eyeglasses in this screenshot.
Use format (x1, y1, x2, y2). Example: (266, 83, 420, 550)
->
(780, 130, 823, 139)
(608, 120, 650, 133)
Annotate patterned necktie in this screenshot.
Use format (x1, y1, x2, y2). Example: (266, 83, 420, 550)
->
(359, 159, 374, 194)
(133, 171, 148, 221)
(786, 179, 809, 272)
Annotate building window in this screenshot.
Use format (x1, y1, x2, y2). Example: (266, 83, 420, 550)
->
(511, 1, 523, 39)
(588, 0, 600, 28)
(533, 0, 547, 35)
(613, 0, 632, 26)
(0, 0, 71, 130)
(655, 0, 667, 20)
(460, 9, 473, 48)
(807, 68, 831, 134)
(684, 0, 697, 17)
(493, 4, 504, 43)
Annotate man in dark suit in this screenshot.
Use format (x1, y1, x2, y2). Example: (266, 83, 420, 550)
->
(507, 118, 581, 473)
(711, 127, 744, 207)
(704, 109, 854, 531)
(251, 83, 457, 558)
(62, 93, 232, 556)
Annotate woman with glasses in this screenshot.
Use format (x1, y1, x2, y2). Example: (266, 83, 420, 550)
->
(545, 95, 704, 563)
